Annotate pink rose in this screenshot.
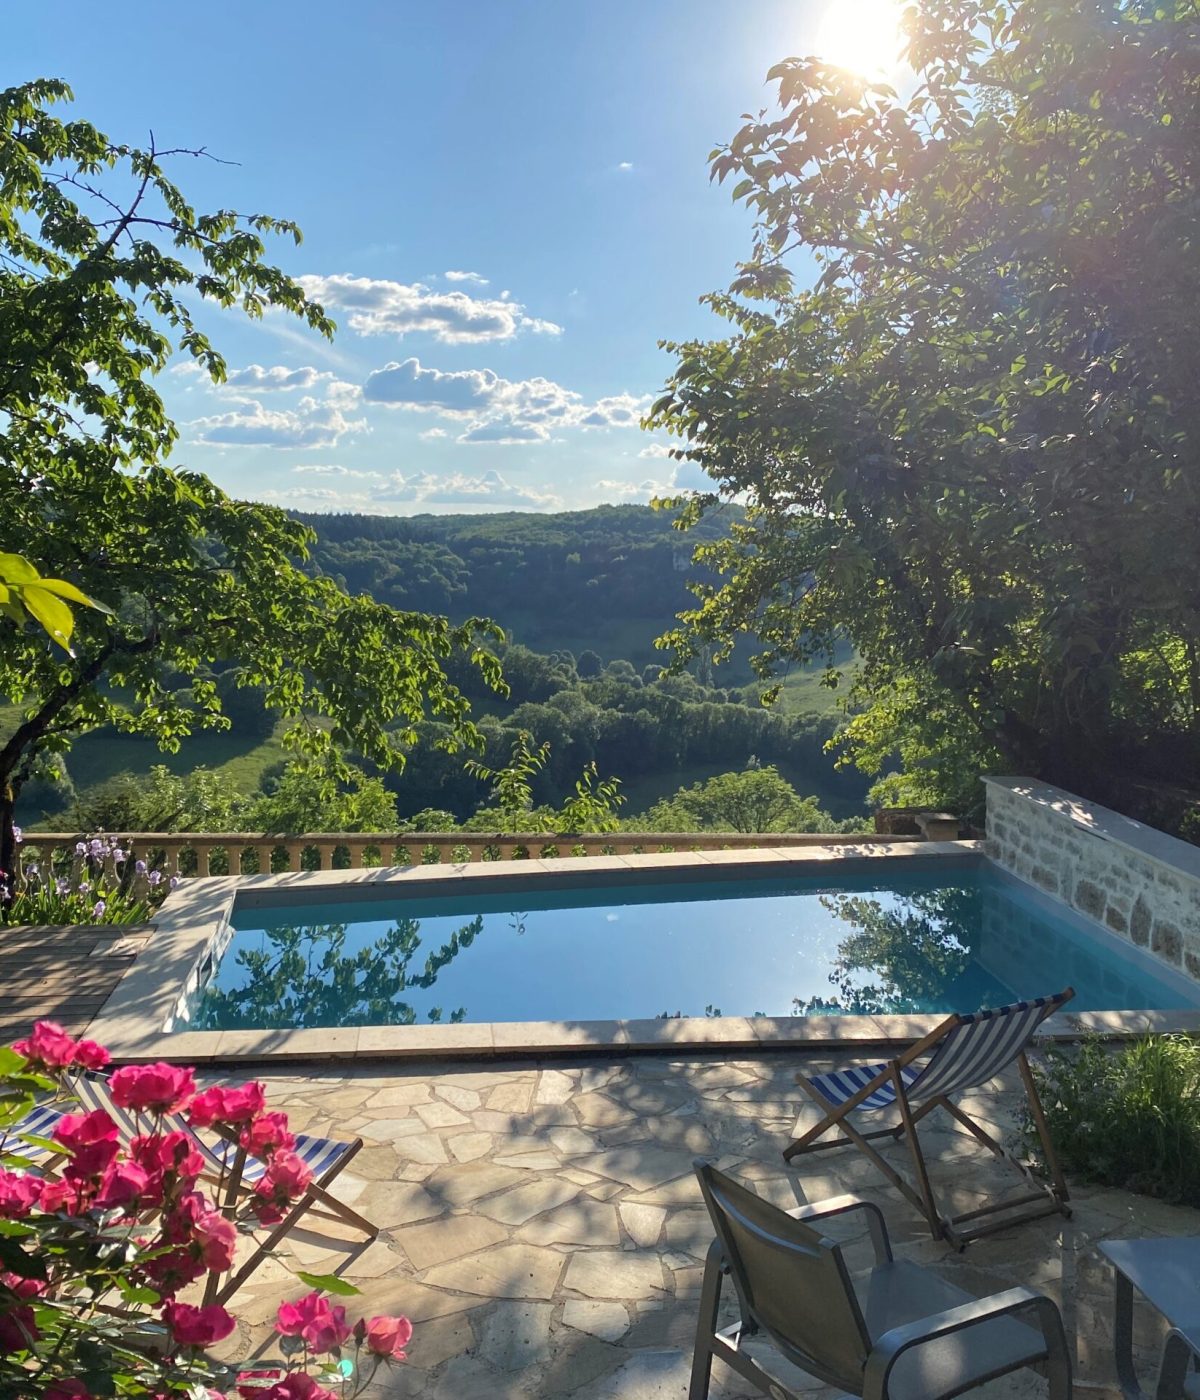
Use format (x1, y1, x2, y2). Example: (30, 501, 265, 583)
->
(55, 1111, 120, 1183)
(54, 1110, 118, 1153)
(163, 1299, 236, 1348)
(188, 1082, 266, 1128)
(13, 1020, 78, 1070)
(139, 1244, 206, 1294)
(72, 1039, 111, 1071)
(239, 1111, 294, 1159)
(0, 1304, 38, 1353)
(252, 1149, 312, 1224)
(275, 1291, 350, 1353)
(109, 1063, 196, 1115)
(94, 1159, 150, 1211)
(218, 1082, 267, 1123)
(192, 1206, 237, 1273)
(362, 1314, 413, 1359)
(130, 1130, 204, 1198)
(243, 1378, 335, 1400)
(0, 1170, 42, 1219)
(45, 1383, 95, 1400)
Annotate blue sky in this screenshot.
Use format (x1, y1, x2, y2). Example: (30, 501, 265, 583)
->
(11, 1, 883, 516)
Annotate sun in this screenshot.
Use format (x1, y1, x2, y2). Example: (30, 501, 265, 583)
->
(814, 0, 905, 77)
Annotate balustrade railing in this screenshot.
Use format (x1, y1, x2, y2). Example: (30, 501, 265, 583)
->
(15, 827, 920, 880)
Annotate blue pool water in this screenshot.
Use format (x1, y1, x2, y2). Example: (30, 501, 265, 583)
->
(180, 863, 1199, 1031)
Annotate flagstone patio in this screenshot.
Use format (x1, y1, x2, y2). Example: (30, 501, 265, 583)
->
(212, 1050, 1199, 1398)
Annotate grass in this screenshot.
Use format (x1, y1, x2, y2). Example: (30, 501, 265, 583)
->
(1026, 1036, 1200, 1205)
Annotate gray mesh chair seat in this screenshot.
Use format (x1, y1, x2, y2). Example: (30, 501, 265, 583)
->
(784, 989, 1075, 1246)
(690, 1161, 1072, 1400)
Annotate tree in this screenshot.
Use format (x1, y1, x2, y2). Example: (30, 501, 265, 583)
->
(192, 915, 484, 1030)
(0, 80, 502, 880)
(651, 1, 1200, 816)
(635, 764, 851, 833)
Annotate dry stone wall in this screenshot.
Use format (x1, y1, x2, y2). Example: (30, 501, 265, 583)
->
(983, 777, 1200, 981)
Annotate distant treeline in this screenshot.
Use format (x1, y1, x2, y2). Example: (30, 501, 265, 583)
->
(299, 503, 737, 666)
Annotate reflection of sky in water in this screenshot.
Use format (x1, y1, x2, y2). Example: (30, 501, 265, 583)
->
(184, 866, 1198, 1032)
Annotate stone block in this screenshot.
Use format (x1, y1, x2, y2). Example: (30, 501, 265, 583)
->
(1130, 895, 1152, 946)
(1152, 918, 1183, 965)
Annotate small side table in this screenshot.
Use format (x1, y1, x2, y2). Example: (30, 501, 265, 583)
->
(1099, 1237, 1200, 1399)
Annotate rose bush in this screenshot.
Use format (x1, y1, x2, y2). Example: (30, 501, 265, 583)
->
(0, 1021, 411, 1397)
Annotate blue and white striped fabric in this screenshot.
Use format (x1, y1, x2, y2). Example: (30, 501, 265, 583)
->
(203, 1130, 348, 1185)
(2, 1103, 66, 1161)
(806, 1061, 923, 1110)
(807, 992, 1071, 1112)
(70, 1072, 347, 1187)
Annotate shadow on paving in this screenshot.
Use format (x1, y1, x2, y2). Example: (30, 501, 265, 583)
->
(211, 1051, 1198, 1399)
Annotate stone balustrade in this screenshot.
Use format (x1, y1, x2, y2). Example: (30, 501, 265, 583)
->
(16, 827, 918, 879)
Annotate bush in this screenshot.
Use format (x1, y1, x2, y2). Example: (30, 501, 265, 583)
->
(1026, 1036, 1200, 1206)
(0, 1020, 413, 1396)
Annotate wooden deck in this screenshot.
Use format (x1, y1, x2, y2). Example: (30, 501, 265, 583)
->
(0, 924, 152, 1043)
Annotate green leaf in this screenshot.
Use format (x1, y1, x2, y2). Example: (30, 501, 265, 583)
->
(19, 585, 74, 651)
(296, 1271, 361, 1296)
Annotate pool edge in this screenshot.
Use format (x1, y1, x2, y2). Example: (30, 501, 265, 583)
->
(83, 840, 1199, 1064)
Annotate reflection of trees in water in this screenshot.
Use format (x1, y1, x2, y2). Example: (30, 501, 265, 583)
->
(194, 914, 485, 1030)
(795, 887, 979, 1016)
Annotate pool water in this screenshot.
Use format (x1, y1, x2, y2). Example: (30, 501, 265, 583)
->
(180, 863, 1199, 1032)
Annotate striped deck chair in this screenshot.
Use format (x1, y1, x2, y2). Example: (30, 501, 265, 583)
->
(0, 1102, 67, 1167)
(784, 989, 1075, 1247)
(72, 1073, 377, 1303)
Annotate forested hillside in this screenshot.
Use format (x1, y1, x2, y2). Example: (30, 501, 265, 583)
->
(302, 504, 737, 668)
(12, 505, 868, 828)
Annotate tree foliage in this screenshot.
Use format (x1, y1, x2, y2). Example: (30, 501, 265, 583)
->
(631, 762, 854, 834)
(0, 79, 501, 875)
(651, 0, 1200, 816)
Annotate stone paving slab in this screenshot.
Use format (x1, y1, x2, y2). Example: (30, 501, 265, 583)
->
(209, 1052, 1200, 1398)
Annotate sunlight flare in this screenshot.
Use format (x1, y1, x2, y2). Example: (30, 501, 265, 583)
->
(814, 0, 905, 76)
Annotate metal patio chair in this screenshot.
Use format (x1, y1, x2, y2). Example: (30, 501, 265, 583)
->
(71, 1071, 377, 1303)
(691, 1161, 1072, 1400)
(1155, 1327, 1200, 1399)
(784, 988, 1075, 1246)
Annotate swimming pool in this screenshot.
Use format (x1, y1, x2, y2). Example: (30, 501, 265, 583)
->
(177, 860, 1200, 1033)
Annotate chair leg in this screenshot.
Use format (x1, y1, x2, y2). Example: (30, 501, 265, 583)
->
(688, 1242, 725, 1400)
(891, 1066, 944, 1242)
(213, 1146, 375, 1304)
(1018, 1053, 1069, 1204)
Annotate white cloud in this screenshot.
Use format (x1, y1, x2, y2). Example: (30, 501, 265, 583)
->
(261, 486, 343, 502)
(617, 161, 634, 171)
(361, 357, 649, 444)
(457, 421, 550, 444)
(419, 426, 449, 440)
(363, 360, 501, 416)
(189, 397, 367, 450)
(594, 477, 668, 503)
(297, 274, 562, 344)
(225, 364, 329, 392)
(444, 270, 488, 284)
(638, 441, 675, 459)
(371, 469, 561, 509)
(578, 393, 649, 429)
(292, 463, 381, 479)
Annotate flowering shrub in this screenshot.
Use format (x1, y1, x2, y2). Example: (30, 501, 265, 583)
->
(1, 830, 179, 926)
(0, 1021, 411, 1397)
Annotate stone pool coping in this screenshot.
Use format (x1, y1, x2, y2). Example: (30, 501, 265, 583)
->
(86, 839, 1200, 1064)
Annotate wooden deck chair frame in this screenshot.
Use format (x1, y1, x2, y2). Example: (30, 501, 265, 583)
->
(199, 1131, 377, 1306)
(70, 1072, 377, 1303)
(783, 990, 1075, 1248)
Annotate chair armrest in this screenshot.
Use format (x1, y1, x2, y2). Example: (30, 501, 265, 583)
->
(1156, 1326, 1200, 1399)
(787, 1194, 893, 1263)
(864, 1286, 1068, 1400)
